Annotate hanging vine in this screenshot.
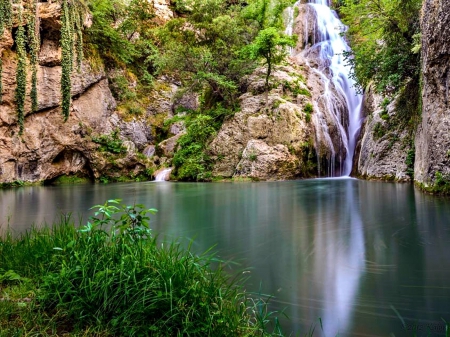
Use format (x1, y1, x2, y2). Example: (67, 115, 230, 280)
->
(15, 2, 26, 134)
(26, 0, 39, 112)
(0, 0, 13, 36)
(61, 0, 74, 121)
(73, 2, 84, 71)
(0, 0, 13, 105)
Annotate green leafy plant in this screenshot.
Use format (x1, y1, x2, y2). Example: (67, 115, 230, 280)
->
(173, 105, 233, 181)
(249, 152, 258, 161)
(15, 6, 27, 135)
(26, 0, 39, 113)
(373, 122, 385, 140)
(405, 148, 415, 179)
(92, 129, 126, 154)
(61, 0, 74, 121)
(246, 27, 295, 92)
(303, 102, 313, 123)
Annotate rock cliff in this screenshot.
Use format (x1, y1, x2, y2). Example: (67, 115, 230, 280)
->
(0, 0, 176, 185)
(354, 86, 413, 182)
(209, 65, 315, 180)
(415, 0, 450, 190)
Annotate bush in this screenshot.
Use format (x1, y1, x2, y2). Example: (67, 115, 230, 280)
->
(173, 106, 233, 181)
(92, 129, 127, 154)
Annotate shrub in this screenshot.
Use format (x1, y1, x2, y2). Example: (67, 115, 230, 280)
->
(92, 129, 127, 154)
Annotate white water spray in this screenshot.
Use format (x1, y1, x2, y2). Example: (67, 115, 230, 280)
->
(286, 0, 363, 176)
(155, 168, 172, 182)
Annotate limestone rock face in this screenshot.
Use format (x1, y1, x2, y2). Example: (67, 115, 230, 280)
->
(0, 30, 13, 53)
(158, 133, 184, 158)
(355, 86, 412, 181)
(150, 0, 173, 22)
(210, 65, 314, 180)
(234, 140, 300, 181)
(38, 39, 62, 66)
(415, 0, 450, 187)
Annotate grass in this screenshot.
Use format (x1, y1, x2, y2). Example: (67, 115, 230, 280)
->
(0, 200, 287, 336)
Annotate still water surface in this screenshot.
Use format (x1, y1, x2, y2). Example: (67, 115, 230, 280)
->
(1, 179, 450, 336)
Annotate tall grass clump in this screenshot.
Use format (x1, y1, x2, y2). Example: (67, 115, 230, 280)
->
(0, 200, 285, 336)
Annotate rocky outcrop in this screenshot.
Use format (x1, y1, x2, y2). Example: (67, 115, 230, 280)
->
(415, 0, 450, 188)
(209, 65, 316, 180)
(0, 2, 176, 184)
(355, 86, 412, 181)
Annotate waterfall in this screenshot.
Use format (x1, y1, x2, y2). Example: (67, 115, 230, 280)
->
(287, 0, 363, 176)
(154, 168, 172, 182)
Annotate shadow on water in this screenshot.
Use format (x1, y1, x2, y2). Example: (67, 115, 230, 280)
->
(1, 179, 450, 336)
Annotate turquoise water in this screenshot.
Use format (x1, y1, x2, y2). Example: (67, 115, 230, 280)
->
(1, 179, 449, 336)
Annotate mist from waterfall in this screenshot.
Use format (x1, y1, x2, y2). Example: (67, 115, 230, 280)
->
(286, 0, 363, 176)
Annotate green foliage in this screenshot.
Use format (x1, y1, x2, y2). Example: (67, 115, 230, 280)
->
(0, 0, 12, 105)
(373, 122, 385, 140)
(27, 0, 39, 113)
(86, 0, 158, 76)
(92, 129, 126, 154)
(283, 78, 310, 97)
(405, 148, 415, 179)
(303, 102, 313, 123)
(15, 8, 27, 135)
(340, 0, 422, 94)
(0, 200, 287, 335)
(173, 106, 233, 181)
(380, 97, 390, 120)
(246, 27, 295, 91)
(433, 172, 450, 194)
(61, 0, 73, 121)
(0, 0, 12, 36)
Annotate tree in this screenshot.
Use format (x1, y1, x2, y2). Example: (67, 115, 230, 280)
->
(339, 0, 422, 94)
(246, 27, 295, 93)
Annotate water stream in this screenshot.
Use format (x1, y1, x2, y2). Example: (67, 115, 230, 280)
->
(286, 0, 363, 176)
(154, 168, 172, 181)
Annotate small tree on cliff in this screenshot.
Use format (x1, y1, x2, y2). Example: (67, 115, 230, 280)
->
(246, 27, 295, 94)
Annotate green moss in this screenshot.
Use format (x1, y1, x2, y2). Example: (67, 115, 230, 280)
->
(373, 122, 385, 140)
(303, 103, 313, 123)
(50, 175, 90, 185)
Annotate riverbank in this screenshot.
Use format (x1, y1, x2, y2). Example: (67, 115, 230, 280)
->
(0, 200, 285, 336)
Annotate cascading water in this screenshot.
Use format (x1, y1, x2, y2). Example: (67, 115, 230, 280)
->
(286, 0, 363, 176)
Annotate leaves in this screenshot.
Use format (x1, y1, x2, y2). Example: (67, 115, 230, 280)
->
(339, 0, 422, 93)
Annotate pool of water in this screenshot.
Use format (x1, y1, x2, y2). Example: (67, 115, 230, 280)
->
(1, 179, 449, 336)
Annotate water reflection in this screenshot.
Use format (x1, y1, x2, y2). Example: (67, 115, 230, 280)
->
(1, 180, 450, 335)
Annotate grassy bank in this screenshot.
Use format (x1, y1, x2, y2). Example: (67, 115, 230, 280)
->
(0, 200, 284, 336)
